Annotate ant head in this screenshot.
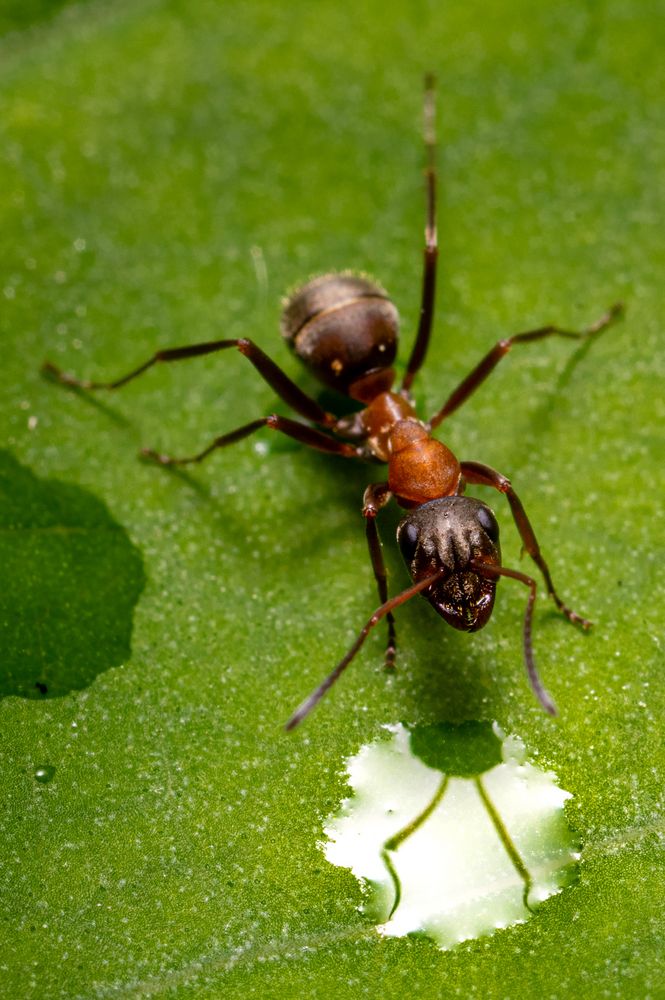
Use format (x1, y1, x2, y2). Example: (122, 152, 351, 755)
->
(397, 496, 501, 633)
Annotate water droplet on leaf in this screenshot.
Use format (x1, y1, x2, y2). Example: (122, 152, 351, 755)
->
(34, 765, 56, 784)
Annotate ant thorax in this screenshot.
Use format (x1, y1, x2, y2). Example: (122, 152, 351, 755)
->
(386, 419, 461, 508)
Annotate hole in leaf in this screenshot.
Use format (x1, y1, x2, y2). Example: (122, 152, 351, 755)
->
(324, 721, 580, 950)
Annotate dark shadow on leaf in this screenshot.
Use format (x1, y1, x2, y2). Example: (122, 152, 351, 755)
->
(138, 458, 215, 500)
(0, 0, 93, 37)
(519, 330, 608, 447)
(40, 368, 133, 429)
(0, 451, 145, 698)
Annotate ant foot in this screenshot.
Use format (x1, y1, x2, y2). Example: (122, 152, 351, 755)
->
(41, 361, 74, 385)
(559, 603, 593, 630)
(140, 447, 173, 465)
(41, 360, 61, 379)
(384, 645, 397, 671)
(589, 301, 625, 335)
(41, 361, 93, 390)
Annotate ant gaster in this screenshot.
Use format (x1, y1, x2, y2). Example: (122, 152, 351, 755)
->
(43, 76, 622, 727)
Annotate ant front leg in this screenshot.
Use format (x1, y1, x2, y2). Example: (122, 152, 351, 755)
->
(429, 303, 623, 428)
(362, 482, 396, 668)
(142, 415, 360, 466)
(286, 569, 446, 730)
(43, 337, 336, 428)
(470, 559, 556, 715)
(461, 461, 590, 628)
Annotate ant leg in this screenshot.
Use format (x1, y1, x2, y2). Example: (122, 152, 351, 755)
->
(141, 415, 359, 466)
(429, 303, 623, 429)
(42, 338, 336, 427)
(470, 559, 556, 715)
(362, 482, 396, 668)
(401, 73, 438, 394)
(285, 569, 446, 730)
(462, 460, 590, 628)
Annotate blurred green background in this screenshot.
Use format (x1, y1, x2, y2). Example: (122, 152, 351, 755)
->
(1, 1, 663, 996)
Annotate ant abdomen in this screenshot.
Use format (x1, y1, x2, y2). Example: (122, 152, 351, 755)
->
(280, 273, 399, 399)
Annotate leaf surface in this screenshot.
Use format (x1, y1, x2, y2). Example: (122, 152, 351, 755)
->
(1, 2, 663, 997)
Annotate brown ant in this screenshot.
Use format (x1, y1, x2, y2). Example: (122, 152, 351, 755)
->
(43, 76, 622, 727)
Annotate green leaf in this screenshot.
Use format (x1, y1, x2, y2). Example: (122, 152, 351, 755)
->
(1, 1, 662, 997)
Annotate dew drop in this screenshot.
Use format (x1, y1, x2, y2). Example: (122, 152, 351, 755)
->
(34, 764, 56, 784)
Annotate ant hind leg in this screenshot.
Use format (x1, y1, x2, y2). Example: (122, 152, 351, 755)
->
(43, 336, 336, 427)
(429, 303, 623, 429)
(401, 73, 439, 394)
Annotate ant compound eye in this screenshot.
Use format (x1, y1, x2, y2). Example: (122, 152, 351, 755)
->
(476, 506, 499, 544)
(398, 521, 419, 565)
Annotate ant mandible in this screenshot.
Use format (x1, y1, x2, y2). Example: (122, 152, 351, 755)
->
(43, 75, 622, 727)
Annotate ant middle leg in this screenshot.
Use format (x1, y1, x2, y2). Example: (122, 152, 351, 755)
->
(362, 482, 396, 667)
(42, 337, 336, 427)
(142, 415, 360, 466)
(429, 302, 623, 429)
(461, 460, 591, 628)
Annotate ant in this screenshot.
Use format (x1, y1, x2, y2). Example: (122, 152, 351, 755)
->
(43, 75, 622, 728)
